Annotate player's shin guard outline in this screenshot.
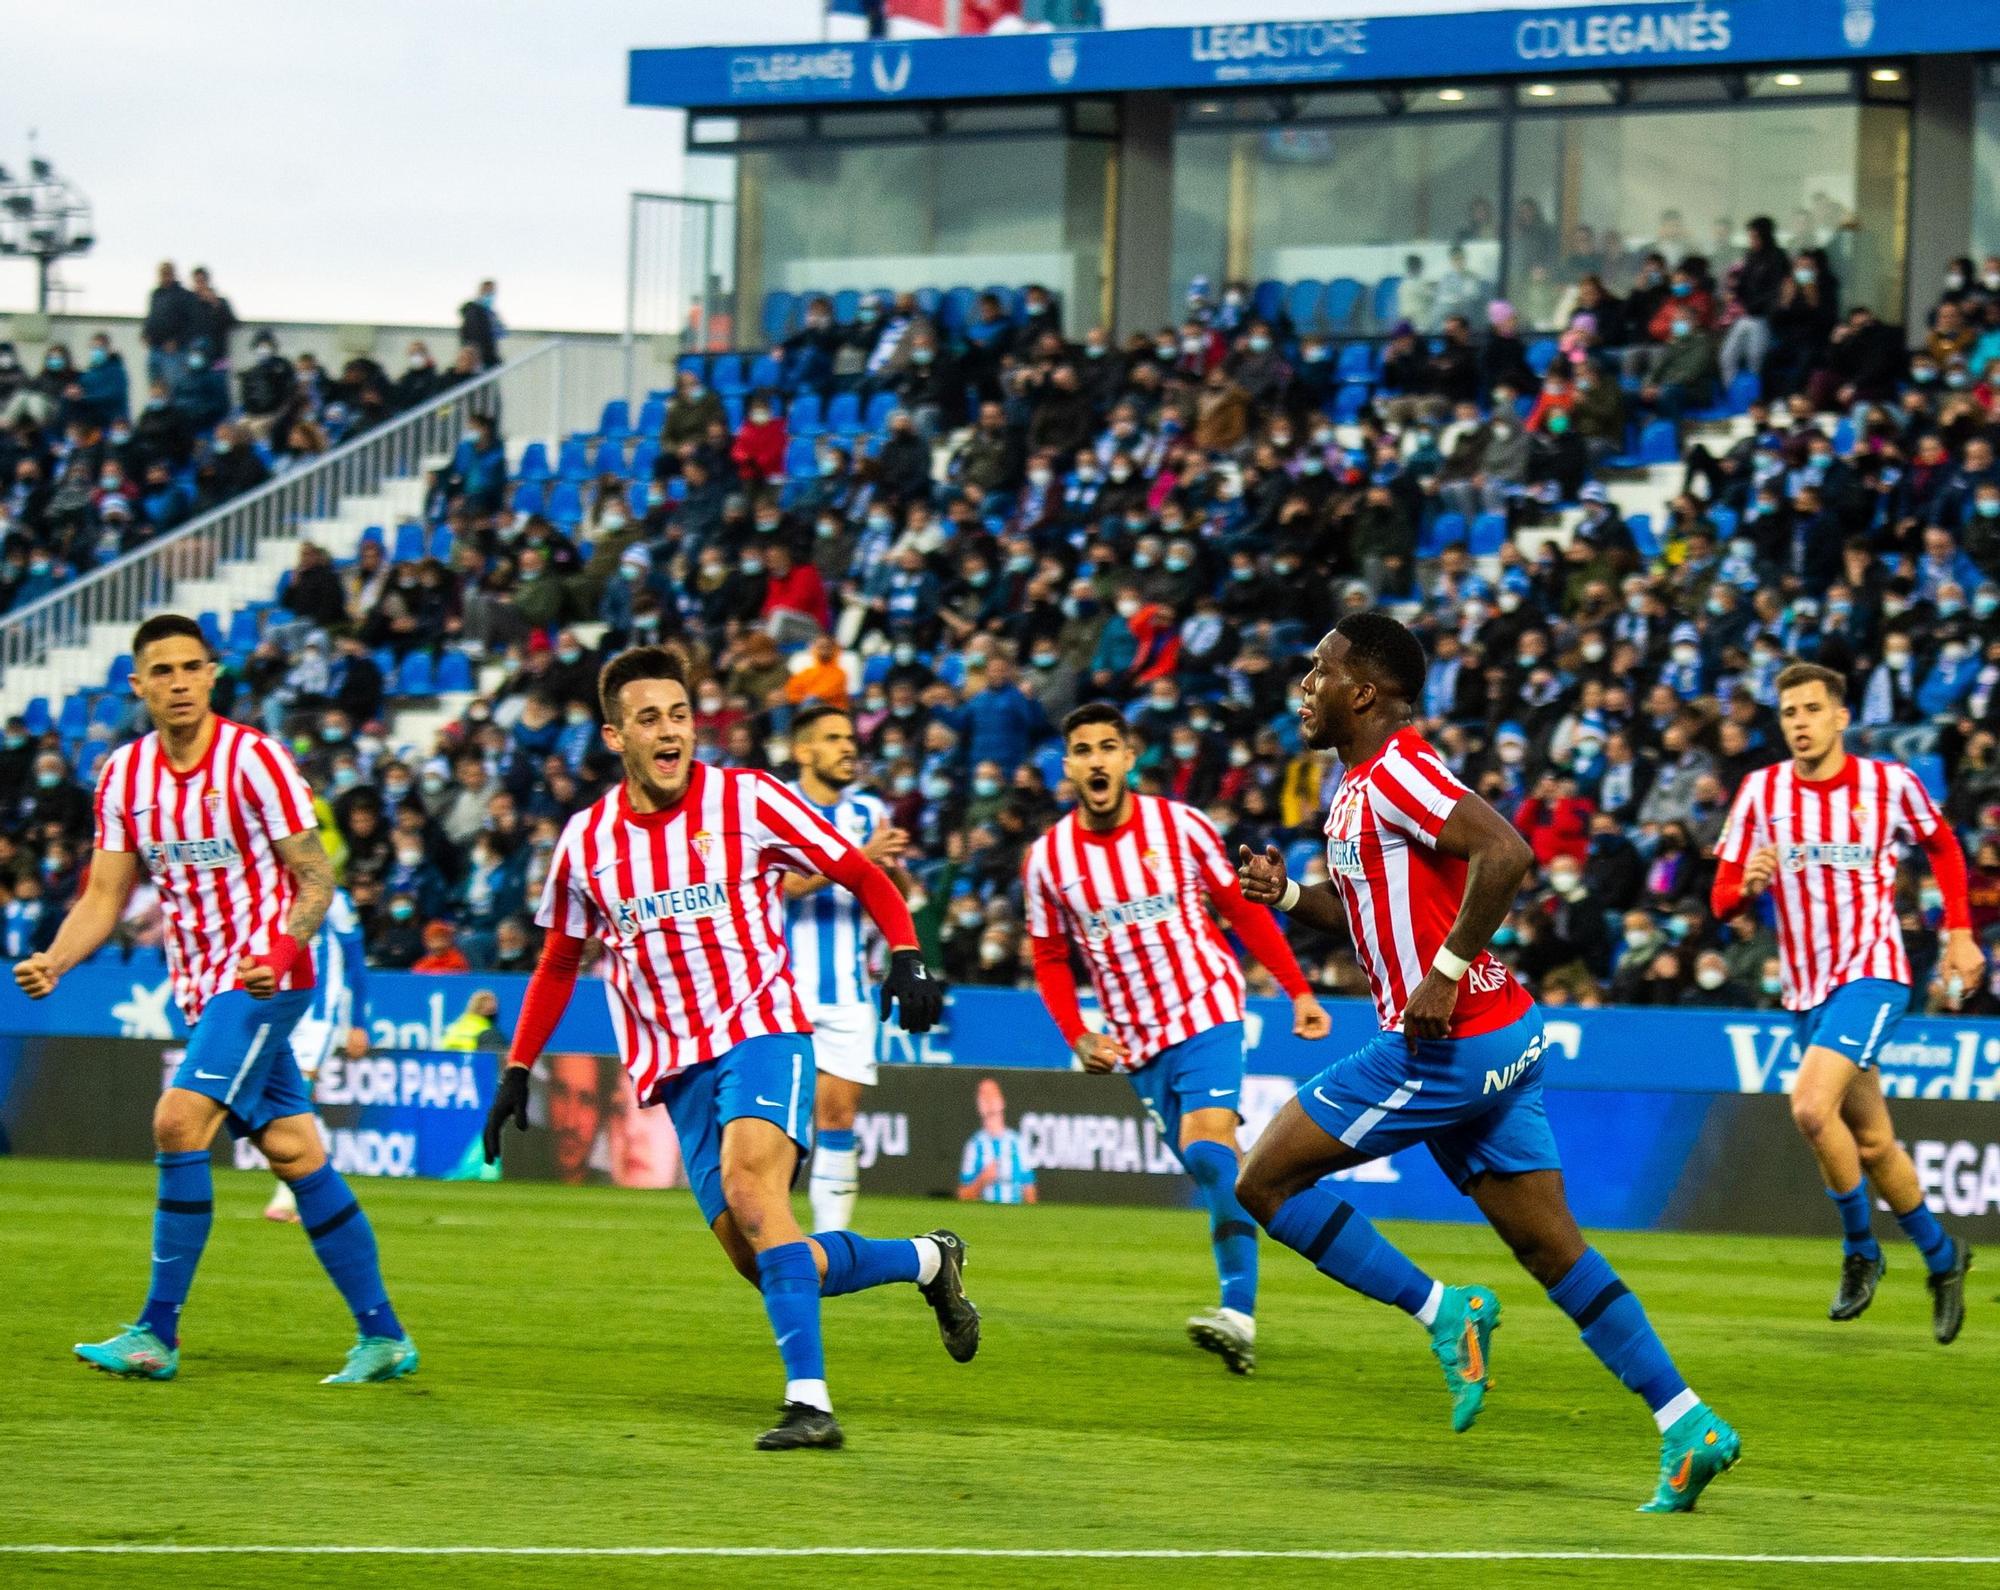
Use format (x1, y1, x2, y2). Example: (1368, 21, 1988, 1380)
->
(1182, 1139, 1259, 1316)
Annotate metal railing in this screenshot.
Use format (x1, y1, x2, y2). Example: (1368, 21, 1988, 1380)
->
(0, 338, 575, 685)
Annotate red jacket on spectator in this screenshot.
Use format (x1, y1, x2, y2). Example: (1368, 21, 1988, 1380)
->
(1514, 793, 1594, 867)
(732, 414, 788, 484)
(762, 560, 831, 631)
(1130, 604, 1182, 687)
(1648, 289, 1717, 341)
(1524, 387, 1579, 435)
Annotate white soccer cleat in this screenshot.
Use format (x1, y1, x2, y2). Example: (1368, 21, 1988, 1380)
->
(264, 1180, 299, 1223)
(1187, 1307, 1256, 1375)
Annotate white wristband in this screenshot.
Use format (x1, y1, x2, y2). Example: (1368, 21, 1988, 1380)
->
(1432, 947, 1472, 982)
(1276, 878, 1301, 912)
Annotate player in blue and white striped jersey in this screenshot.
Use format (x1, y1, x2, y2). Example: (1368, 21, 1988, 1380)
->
(783, 705, 913, 1231)
(959, 1078, 1036, 1206)
(265, 886, 371, 1222)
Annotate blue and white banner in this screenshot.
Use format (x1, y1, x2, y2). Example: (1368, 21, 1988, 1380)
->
(629, 1, 2000, 110)
(15, 954, 2000, 1101)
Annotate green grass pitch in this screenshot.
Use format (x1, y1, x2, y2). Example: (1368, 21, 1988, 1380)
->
(3, 1159, 1998, 1590)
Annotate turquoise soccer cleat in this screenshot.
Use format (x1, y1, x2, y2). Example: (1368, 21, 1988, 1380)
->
(74, 1324, 179, 1381)
(1427, 1284, 1500, 1433)
(320, 1334, 420, 1385)
(1639, 1404, 1742, 1513)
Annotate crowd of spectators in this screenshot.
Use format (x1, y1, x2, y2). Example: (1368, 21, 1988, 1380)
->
(0, 266, 501, 617)
(13, 235, 2000, 1016)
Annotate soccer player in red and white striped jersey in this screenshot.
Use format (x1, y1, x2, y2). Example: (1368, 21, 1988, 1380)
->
(16, 614, 414, 1386)
(481, 645, 977, 1451)
(1711, 661, 1977, 1340)
(1024, 702, 1329, 1374)
(1236, 615, 1737, 1512)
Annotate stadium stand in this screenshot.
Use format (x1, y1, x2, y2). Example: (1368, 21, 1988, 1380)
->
(7, 235, 2000, 1013)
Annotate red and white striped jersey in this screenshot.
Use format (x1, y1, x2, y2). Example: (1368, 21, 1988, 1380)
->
(94, 717, 319, 1024)
(1022, 795, 1246, 1070)
(536, 761, 861, 1099)
(1716, 754, 1941, 1011)
(1324, 727, 1530, 1037)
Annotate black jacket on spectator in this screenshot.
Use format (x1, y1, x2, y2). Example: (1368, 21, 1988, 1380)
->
(133, 401, 195, 470)
(143, 281, 196, 351)
(240, 352, 296, 420)
(460, 300, 502, 369)
(1825, 319, 1906, 401)
(1736, 243, 1791, 318)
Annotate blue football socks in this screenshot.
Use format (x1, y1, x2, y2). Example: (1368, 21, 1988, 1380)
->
(1893, 1199, 1957, 1276)
(1828, 1181, 1882, 1259)
(1266, 1186, 1433, 1314)
(1181, 1139, 1259, 1316)
(813, 1229, 921, 1296)
(1547, 1247, 1688, 1415)
(291, 1164, 402, 1341)
(139, 1149, 214, 1346)
(756, 1241, 828, 1404)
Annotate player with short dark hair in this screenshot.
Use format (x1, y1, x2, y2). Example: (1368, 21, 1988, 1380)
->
(782, 703, 913, 1230)
(1026, 701, 1331, 1375)
(485, 646, 977, 1451)
(1236, 614, 1739, 1511)
(1713, 663, 1977, 1339)
(19, 614, 415, 1384)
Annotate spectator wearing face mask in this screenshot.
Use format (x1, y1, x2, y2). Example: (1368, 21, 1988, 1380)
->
(141, 261, 197, 388)
(1860, 632, 1922, 729)
(168, 341, 229, 432)
(370, 892, 427, 968)
(731, 396, 787, 486)
(1719, 216, 1790, 391)
(1764, 251, 1840, 399)
(459, 278, 504, 370)
(238, 334, 297, 440)
(74, 334, 129, 428)
(1678, 950, 1747, 1008)
(662, 367, 724, 449)
(393, 341, 443, 411)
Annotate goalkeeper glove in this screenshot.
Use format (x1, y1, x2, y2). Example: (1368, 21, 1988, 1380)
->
(482, 1064, 532, 1164)
(879, 948, 945, 1033)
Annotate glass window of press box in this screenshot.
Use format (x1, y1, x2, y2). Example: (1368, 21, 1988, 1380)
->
(698, 103, 1117, 338)
(1977, 61, 2000, 264)
(1172, 69, 1910, 340)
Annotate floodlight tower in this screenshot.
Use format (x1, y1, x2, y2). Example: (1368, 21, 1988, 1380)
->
(0, 141, 94, 312)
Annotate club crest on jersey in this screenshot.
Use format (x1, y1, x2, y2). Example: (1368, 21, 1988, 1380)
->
(1141, 846, 1173, 883)
(612, 882, 731, 934)
(690, 829, 716, 863)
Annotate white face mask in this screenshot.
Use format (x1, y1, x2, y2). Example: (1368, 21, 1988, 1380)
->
(1695, 966, 1728, 991)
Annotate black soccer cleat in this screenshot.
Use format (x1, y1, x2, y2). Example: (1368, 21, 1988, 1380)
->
(755, 1401, 844, 1451)
(918, 1229, 981, 1363)
(1828, 1249, 1885, 1321)
(1928, 1241, 1972, 1346)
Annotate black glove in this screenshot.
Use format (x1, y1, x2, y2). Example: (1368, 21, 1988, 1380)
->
(879, 948, 945, 1034)
(482, 1065, 532, 1164)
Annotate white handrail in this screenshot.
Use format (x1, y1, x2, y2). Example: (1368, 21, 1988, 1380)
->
(0, 339, 572, 684)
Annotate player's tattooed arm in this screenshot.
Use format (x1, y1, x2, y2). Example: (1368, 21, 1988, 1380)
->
(273, 828, 336, 945)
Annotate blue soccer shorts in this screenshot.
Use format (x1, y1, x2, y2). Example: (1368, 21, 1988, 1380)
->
(655, 1034, 815, 1226)
(1794, 977, 1910, 1071)
(1128, 1020, 1246, 1146)
(170, 987, 316, 1140)
(1296, 1007, 1560, 1191)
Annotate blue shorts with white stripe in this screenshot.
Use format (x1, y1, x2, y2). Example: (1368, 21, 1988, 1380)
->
(656, 1034, 815, 1226)
(171, 987, 316, 1139)
(1793, 976, 1910, 1071)
(1295, 1007, 1560, 1191)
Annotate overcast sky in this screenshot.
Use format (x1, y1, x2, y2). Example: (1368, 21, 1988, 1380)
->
(7, 0, 1588, 332)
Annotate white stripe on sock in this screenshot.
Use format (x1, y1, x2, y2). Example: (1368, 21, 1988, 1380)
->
(1414, 1280, 1444, 1328)
(1653, 1386, 1701, 1433)
(912, 1237, 941, 1287)
(785, 1378, 831, 1413)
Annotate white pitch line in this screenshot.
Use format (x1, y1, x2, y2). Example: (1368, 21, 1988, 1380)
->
(2, 1548, 1998, 1564)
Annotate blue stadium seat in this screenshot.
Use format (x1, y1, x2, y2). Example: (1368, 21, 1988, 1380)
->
(373, 647, 397, 682)
(1626, 512, 1661, 558)
(391, 521, 425, 564)
(429, 525, 455, 562)
(197, 612, 225, 652)
(1336, 343, 1376, 382)
(748, 354, 783, 393)
(226, 609, 261, 652)
(1911, 753, 1948, 803)
(1033, 742, 1067, 791)
(825, 391, 863, 436)
(861, 653, 893, 687)
(397, 652, 435, 696)
(1252, 279, 1285, 325)
(597, 399, 630, 442)
(358, 524, 385, 551)
(516, 441, 551, 484)
(510, 481, 544, 517)
(21, 697, 49, 736)
(78, 741, 109, 784)
(1323, 277, 1364, 331)
(1639, 420, 1679, 464)
(556, 439, 591, 482)
(1831, 417, 1856, 455)
(628, 439, 659, 481)
(863, 391, 898, 433)
(1332, 384, 1371, 423)
(91, 692, 126, 729)
(939, 285, 976, 333)
(1724, 370, 1761, 412)
(434, 651, 473, 693)
(831, 289, 862, 327)
(105, 653, 133, 690)
(56, 693, 88, 740)
(913, 286, 942, 320)
(982, 284, 1018, 319)
(546, 481, 583, 528)
(761, 290, 798, 343)
(782, 436, 818, 479)
(1420, 512, 1469, 557)
(626, 482, 649, 518)
(675, 353, 707, 382)
(1514, 393, 1536, 420)
(1370, 276, 1402, 327)
(635, 396, 667, 438)
(1285, 280, 1324, 336)
(936, 651, 967, 689)
(1470, 512, 1509, 556)
(1709, 504, 1739, 540)
(709, 355, 745, 397)
(788, 393, 825, 437)
(723, 395, 744, 430)
(1526, 339, 1559, 377)
(1284, 837, 1321, 880)
(590, 441, 625, 478)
